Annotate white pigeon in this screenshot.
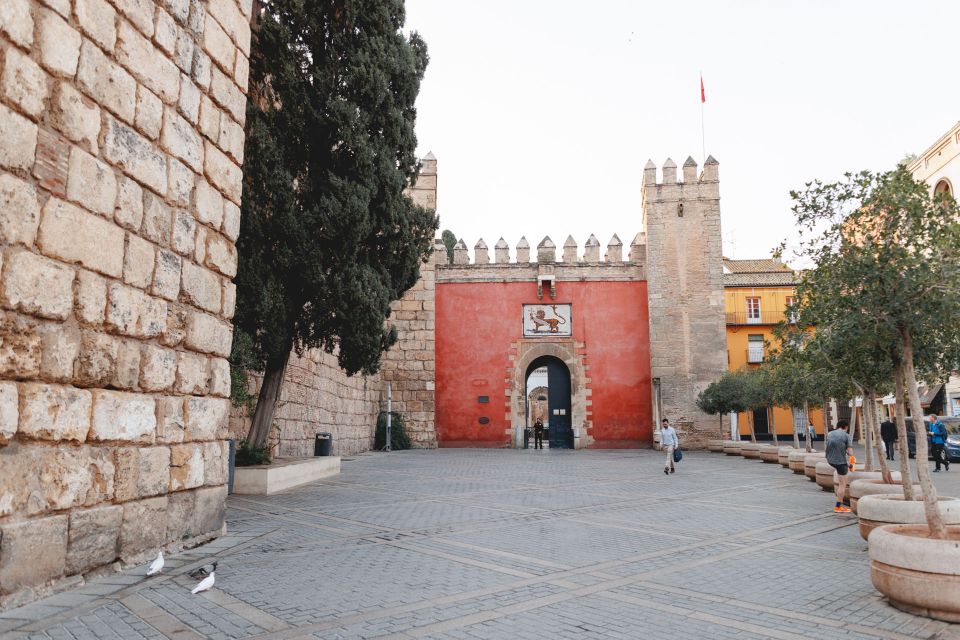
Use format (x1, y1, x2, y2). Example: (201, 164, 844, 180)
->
(191, 571, 215, 594)
(146, 551, 164, 576)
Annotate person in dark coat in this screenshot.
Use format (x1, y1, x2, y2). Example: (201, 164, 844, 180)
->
(880, 416, 898, 461)
(533, 419, 544, 450)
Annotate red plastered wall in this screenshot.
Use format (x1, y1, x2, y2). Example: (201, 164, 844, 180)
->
(435, 280, 652, 448)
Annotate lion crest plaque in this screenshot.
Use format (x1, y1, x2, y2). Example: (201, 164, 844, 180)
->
(522, 304, 571, 337)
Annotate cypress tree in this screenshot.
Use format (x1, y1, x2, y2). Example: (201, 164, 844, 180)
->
(236, 0, 437, 448)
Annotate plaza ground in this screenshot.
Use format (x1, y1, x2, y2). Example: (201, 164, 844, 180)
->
(3, 447, 960, 640)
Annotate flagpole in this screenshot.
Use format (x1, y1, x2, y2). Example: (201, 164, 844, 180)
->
(700, 72, 706, 165)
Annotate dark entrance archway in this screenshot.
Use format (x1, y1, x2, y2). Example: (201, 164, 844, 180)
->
(526, 356, 572, 449)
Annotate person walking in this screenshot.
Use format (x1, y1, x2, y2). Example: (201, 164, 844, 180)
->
(661, 418, 679, 475)
(533, 419, 544, 450)
(825, 419, 854, 513)
(880, 416, 898, 461)
(929, 414, 950, 472)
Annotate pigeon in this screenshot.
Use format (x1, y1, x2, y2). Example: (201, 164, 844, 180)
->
(188, 562, 217, 580)
(146, 551, 164, 576)
(191, 571, 215, 594)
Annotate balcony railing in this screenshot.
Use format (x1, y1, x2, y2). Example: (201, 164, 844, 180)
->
(746, 347, 765, 364)
(726, 310, 795, 326)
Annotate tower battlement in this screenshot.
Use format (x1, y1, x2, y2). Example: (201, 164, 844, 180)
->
(445, 234, 646, 266)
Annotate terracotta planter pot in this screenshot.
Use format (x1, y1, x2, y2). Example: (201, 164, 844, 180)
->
(835, 470, 883, 503)
(759, 445, 780, 463)
(723, 440, 743, 455)
(777, 446, 796, 467)
(803, 452, 826, 480)
(788, 450, 809, 473)
(815, 461, 836, 491)
(869, 523, 960, 622)
(858, 494, 960, 541)
(741, 443, 762, 459)
(706, 440, 725, 452)
(849, 476, 911, 514)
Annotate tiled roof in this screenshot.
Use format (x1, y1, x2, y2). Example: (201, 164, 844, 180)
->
(722, 258, 798, 287)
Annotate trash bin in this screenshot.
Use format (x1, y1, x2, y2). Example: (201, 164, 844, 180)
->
(314, 432, 332, 456)
(523, 428, 531, 450)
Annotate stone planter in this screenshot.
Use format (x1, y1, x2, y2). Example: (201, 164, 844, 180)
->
(869, 523, 960, 622)
(723, 440, 743, 456)
(233, 457, 341, 495)
(788, 449, 809, 473)
(706, 440, 725, 452)
(741, 443, 762, 459)
(803, 452, 826, 480)
(858, 494, 960, 541)
(815, 461, 836, 491)
(777, 446, 796, 467)
(836, 470, 883, 504)
(849, 476, 912, 514)
(759, 445, 780, 463)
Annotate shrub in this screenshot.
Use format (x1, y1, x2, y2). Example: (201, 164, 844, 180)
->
(375, 412, 411, 450)
(235, 439, 272, 466)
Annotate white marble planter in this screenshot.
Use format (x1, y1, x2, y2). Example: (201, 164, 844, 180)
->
(723, 441, 743, 456)
(849, 476, 911, 514)
(233, 457, 341, 495)
(777, 446, 796, 467)
(869, 523, 960, 622)
(858, 494, 960, 541)
(759, 445, 780, 463)
(815, 461, 836, 491)
(741, 443, 762, 459)
(706, 440, 725, 452)
(788, 450, 809, 473)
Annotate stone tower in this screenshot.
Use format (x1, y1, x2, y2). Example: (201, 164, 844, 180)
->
(643, 156, 727, 444)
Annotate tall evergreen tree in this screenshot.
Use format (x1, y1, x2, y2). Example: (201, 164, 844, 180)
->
(236, 0, 437, 448)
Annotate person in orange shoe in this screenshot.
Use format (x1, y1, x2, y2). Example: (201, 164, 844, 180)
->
(825, 420, 854, 513)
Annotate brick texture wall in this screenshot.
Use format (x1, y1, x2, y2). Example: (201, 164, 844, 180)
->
(0, 0, 249, 609)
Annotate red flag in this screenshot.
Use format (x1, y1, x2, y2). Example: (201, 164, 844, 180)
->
(700, 75, 706, 103)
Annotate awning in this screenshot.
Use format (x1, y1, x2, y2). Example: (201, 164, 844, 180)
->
(919, 384, 944, 408)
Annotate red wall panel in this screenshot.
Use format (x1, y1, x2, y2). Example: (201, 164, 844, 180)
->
(435, 280, 652, 448)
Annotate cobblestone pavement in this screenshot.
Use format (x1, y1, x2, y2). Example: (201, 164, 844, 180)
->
(3, 447, 960, 639)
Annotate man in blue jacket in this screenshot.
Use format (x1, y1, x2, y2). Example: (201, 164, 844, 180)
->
(929, 414, 950, 472)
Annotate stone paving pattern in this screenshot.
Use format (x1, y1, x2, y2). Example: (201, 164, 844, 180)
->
(3, 447, 960, 639)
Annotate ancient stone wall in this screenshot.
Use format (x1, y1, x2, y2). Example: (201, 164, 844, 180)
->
(228, 349, 381, 457)
(0, 0, 249, 609)
(643, 157, 729, 448)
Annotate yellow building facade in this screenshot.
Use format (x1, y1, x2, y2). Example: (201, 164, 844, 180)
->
(723, 259, 826, 440)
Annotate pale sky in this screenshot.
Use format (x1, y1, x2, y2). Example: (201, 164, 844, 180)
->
(404, 0, 960, 264)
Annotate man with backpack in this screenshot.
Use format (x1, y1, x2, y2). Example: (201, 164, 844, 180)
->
(661, 418, 679, 475)
(929, 414, 950, 472)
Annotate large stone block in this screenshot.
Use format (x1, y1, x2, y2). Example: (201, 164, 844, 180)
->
(160, 303, 186, 347)
(106, 282, 166, 338)
(165, 488, 195, 541)
(0, 0, 34, 49)
(103, 115, 167, 194)
(0, 172, 41, 246)
(178, 73, 200, 122)
(153, 249, 182, 301)
(181, 260, 221, 313)
(0, 311, 42, 378)
(18, 383, 92, 443)
(217, 114, 244, 163)
(0, 443, 114, 516)
(172, 208, 197, 255)
(206, 0, 250, 55)
(112, 339, 141, 389)
(116, 21, 179, 103)
(203, 440, 227, 485)
(168, 158, 194, 207)
(76, 271, 108, 325)
(38, 9, 82, 77)
(66, 504, 122, 574)
(154, 8, 177, 55)
(75, 0, 117, 51)
(208, 357, 229, 397)
(170, 442, 203, 490)
(221, 280, 235, 319)
(0, 102, 38, 170)
(76, 330, 118, 386)
(0, 515, 68, 590)
(204, 233, 237, 277)
(184, 396, 228, 441)
(208, 66, 245, 128)
(119, 496, 167, 562)
(38, 197, 125, 278)
(54, 82, 101, 155)
(1, 249, 75, 320)
(198, 93, 219, 139)
(67, 148, 118, 217)
(185, 311, 231, 356)
(140, 344, 176, 391)
(141, 191, 172, 245)
(175, 350, 208, 394)
(124, 233, 156, 289)
(156, 395, 185, 443)
(161, 107, 203, 172)
(193, 179, 223, 228)
(192, 484, 226, 535)
(202, 13, 234, 72)
(2, 47, 49, 118)
(77, 40, 137, 123)
(39, 322, 81, 381)
(134, 84, 163, 140)
(115, 445, 171, 501)
(90, 390, 156, 443)
(221, 200, 240, 241)
(113, 0, 156, 37)
(115, 175, 144, 231)
(0, 381, 18, 444)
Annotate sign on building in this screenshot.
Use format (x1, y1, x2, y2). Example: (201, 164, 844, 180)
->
(522, 304, 572, 337)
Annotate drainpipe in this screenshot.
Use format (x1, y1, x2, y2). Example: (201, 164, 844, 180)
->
(652, 377, 662, 447)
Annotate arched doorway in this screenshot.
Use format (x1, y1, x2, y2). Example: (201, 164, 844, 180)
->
(525, 356, 572, 449)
